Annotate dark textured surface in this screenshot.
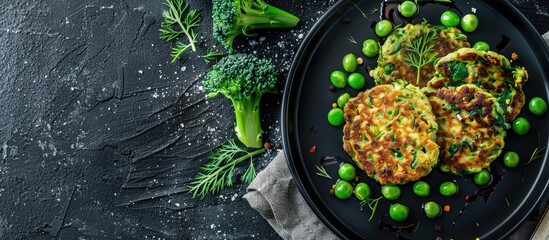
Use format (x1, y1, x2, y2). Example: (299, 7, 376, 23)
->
(0, 0, 546, 239)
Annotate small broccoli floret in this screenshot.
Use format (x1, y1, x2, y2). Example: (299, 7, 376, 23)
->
(213, 0, 300, 52)
(204, 53, 277, 148)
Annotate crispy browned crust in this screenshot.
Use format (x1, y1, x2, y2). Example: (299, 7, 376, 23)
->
(424, 84, 506, 175)
(343, 80, 439, 185)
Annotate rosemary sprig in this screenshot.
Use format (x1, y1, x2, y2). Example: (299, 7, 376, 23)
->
(159, 0, 201, 63)
(315, 165, 332, 179)
(360, 196, 383, 221)
(188, 139, 266, 199)
(202, 48, 225, 64)
(352, 2, 368, 19)
(403, 21, 438, 85)
(524, 133, 546, 165)
(347, 36, 358, 44)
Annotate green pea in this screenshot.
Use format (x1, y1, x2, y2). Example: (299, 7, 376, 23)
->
(473, 41, 490, 51)
(342, 53, 358, 72)
(348, 73, 366, 90)
(330, 71, 347, 89)
(382, 184, 401, 200)
(389, 203, 409, 222)
(337, 93, 351, 108)
(338, 163, 356, 181)
(529, 97, 547, 116)
(473, 169, 491, 185)
(440, 11, 460, 27)
(439, 181, 458, 196)
(375, 20, 393, 37)
(413, 181, 430, 197)
(503, 151, 520, 168)
(461, 14, 479, 32)
(512, 117, 530, 135)
(362, 39, 379, 58)
(327, 108, 344, 126)
(423, 201, 441, 219)
(399, 1, 417, 18)
(334, 180, 353, 200)
(354, 182, 372, 201)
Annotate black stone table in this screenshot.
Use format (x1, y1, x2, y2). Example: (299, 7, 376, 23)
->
(0, 0, 547, 239)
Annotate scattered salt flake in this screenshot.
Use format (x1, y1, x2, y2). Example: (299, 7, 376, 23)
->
(180, 66, 187, 72)
(138, 70, 143, 74)
(298, 33, 304, 39)
(472, 7, 477, 13)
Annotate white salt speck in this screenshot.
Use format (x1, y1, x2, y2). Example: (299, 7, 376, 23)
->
(138, 70, 143, 74)
(231, 193, 238, 201)
(210, 224, 216, 229)
(298, 33, 304, 39)
(175, 203, 180, 207)
(152, 92, 159, 98)
(472, 8, 477, 13)
(181, 66, 187, 72)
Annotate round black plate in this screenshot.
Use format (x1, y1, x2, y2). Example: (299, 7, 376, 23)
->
(282, 0, 549, 239)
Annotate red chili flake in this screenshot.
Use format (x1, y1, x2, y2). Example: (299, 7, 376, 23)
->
(476, 222, 480, 227)
(309, 145, 317, 154)
(443, 205, 451, 213)
(465, 195, 470, 201)
(435, 237, 443, 240)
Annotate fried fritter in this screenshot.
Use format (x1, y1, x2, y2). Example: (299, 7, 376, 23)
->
(343, 80, 439, 185)
(427, 48, 528, 122)
(373, 23, 470, 87)
(424, 84, 507, 175)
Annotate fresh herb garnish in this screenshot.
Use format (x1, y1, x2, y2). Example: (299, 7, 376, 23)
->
(434, 0, 453, 2)
(360, 196, 383, 221)
(524, 133, 546, 165)
(315, 165, 332, 179)
(403, 21, 438, 85)
(352, 2, 368, 19)
(159, 0, 201, 63)
(202, 48, 225, 64)
(188, 139, 266, 199)
(347, 36, 358, 44)
(371, 8, 379, 14)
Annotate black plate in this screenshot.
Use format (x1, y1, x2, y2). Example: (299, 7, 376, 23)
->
(282, 0, 549, 239)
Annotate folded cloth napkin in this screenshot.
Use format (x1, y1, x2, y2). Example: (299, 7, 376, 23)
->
(243, 33, 549, 240)
(243, 152, 339, 240)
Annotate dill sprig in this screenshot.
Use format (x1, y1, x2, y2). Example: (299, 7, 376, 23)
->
(315, 165, 332, 179)
(360, 196, 383, 221)
(188, 139, 266, 199)
(403, 21, 438, 85)
(524, 133, 546, 165)
(347, 36, 358, 44)
(159, 0, 201, 63)
(202, 48, 225, 64)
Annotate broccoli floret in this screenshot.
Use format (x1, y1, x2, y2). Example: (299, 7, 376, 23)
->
(204, 53, 277, 148)
(213, 0, 300, 52)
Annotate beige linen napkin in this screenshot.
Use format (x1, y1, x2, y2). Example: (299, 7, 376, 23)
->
(243, 34, 549, 240)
